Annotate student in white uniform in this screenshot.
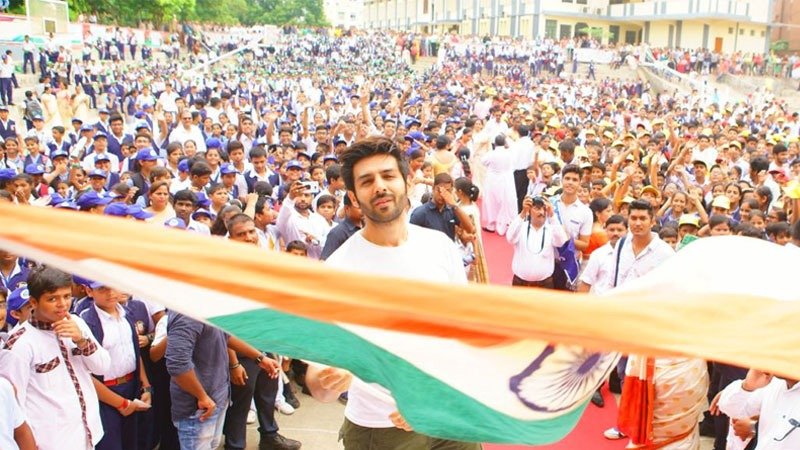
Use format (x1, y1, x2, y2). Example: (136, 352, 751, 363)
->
(303, 136, 482, 450)
(2, 267, 111, 450)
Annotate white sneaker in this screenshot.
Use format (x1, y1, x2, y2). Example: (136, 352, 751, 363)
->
(603, 427, 626, 440)
(276, 401, 295, 415)
(247, 410, 256, 424)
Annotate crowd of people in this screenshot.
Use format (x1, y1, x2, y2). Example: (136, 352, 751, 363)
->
(1, 21, 800, 450)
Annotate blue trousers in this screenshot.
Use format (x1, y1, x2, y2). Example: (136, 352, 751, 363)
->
(23, 52, 34, 74)
(223, 356, 279, 449)
(0, 78, 12, 105)
(96, 380, 139, 450)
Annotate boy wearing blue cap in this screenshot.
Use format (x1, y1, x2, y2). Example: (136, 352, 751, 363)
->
(76, 190, 112, 214)
(22, 136, 51, 171)
(5, 286, 34, 329)
(88, 169, 109, 195)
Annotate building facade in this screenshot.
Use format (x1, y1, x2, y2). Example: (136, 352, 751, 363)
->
(363, 0, 772, 54)
(325, 0, 365, 28)
(772, 0, 800, 51)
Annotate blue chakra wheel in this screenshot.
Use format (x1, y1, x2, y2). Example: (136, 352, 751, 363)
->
(509, 345, 618, 413)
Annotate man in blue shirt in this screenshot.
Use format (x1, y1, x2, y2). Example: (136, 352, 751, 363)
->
(410, 173, 475, 241)
(320, 194, 363, 260)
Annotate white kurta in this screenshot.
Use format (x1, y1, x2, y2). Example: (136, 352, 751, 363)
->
(480, 148, 518, 235)
(3, 317, 111, 450)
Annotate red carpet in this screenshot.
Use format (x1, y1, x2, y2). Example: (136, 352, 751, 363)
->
(479, 231, 626, 450)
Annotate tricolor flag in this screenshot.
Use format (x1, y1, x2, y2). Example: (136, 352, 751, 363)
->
(1, 204, 799, 445)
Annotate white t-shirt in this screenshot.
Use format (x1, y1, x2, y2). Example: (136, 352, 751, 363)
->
(325, 224, 466, 428)
(0, 377, 23, 450)
(579, 242, 616, 295)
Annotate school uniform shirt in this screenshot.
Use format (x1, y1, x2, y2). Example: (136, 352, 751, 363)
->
(579, 241, 617, 295)
(276, 197, 330, 259)
(615, 233, 675, 286)
(718, 377, 800, 450)
(257, 226, 280, 251)
(187, 219, 211, 235)
(3, 316, 111, 450)
(0, 258, 29, 292)
(553, 196, 593, 242)
(87, 304, 138, 380)
(0, 118, 17, 140)
(506, 215, 569, 282)
(82, 151, 120, 173)
(325, 224, 465, 428)
(0, 377, 24, 450)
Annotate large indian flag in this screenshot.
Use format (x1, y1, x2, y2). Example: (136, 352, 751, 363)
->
(1, 204, 799, 445)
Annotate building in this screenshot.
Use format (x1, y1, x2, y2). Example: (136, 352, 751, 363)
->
(364, 0, 772, 54)
(324, 0, 365, 28)
(772, 0, 800, 51)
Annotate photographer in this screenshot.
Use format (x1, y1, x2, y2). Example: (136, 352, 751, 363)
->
(506, 195, 569, 289)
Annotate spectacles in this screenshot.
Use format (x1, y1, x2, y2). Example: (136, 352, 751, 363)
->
(775, 418, 800, 442)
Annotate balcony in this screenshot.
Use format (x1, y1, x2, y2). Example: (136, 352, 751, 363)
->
(607, 0, 768, 24)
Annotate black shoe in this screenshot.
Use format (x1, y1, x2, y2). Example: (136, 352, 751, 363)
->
(259, 433, 302, 450)
(591, 390, 605, 408)
(284, 393, 300, 409)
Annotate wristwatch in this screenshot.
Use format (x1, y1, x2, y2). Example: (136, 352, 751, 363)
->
(255, 352, 267, 364)
(75, 329, 91, 346)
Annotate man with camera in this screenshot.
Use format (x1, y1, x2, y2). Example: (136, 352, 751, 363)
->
(506, 195, 569, 288)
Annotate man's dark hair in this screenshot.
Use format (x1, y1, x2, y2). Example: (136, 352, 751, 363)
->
(253, 181, 273, 197)
(773, 143, 788, 155)
(190, 161, 213, 177)
(285, 240, 308, 253)
(435, 135, 451, 150)
(708, 214, 732, 230)
(340, 136, 409, 192)
(658, 226, 678, 240)
(27, 266, 73, 300)
(249, 146, 267, 160)
(629, 199, 654, 217)
(226, 213, 254, 231)
(109, 114, 124, 124)
(561, 163, 581, 178)
(749, 156, 769, 174)
(558, 139, 576, 154)
(517, 125, 531, 137)
(325, 164, 341, 183)
(433, 172, 453, 187)
(605, 214, 627, 228)
(173, 189, 198, 206)
(227, 140, 244, 153)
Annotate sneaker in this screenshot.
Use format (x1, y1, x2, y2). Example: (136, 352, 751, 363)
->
(604, 427, 626, 440)
(284, 394, 300, 409)
(275, 401, 295, 415)
(259, 433, 302, 450)
(247, 409, 256, 424)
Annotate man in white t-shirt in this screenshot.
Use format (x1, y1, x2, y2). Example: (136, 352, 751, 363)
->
(303, 136, 481, 450)
(578, 215, 628, 295)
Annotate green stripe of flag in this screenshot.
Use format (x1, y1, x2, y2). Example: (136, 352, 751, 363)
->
(210, 308, 587, 445)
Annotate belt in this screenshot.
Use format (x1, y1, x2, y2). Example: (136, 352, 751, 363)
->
(103, 372, 135, 387)
(513, 275, 554, 288)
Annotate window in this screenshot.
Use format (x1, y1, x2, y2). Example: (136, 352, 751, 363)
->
(545, 19, 557, 39)
(728, 27, 734, 34)
(750, 29, 755, 36)
(562, 0, 574, 3)
(560, 24, 572, 39)
(576, 0, 588, 4)
(739, 28, 744, 35)
(423, 0, 429, 14)
(761, 30, 766, 37)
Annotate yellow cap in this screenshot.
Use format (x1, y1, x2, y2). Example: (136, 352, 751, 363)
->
(547, 117, 560, 128)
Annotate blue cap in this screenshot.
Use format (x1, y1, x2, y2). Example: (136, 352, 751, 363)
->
(178, 159, 190, 172)
(142, 103, 152, 109)
(24, 164, 46, 175)
(48, 192, 66, 206)
(286, 160, 303, 170)
(94, 153, 110, 163)
(88, 169, 107, 178)
(55, 201, 79, 210)
(0, 104, 8, 111)
(0, 168, 16, 180)
(51, 149, 69, 159)
(76, 190, 112, 209)
(127, 204, 154, 220)
(71, 117, 84, 124)
(404, 118, 421, 128)
(191, 208, 213, 220)
(99, 108, 110, 114)
(219, 163, 239, 175)
(323, 153, 338, 162)
(333, 137, 347, 146)
(296, 151, 312, 161)
(134, 111, 146, 119)
(404, 131, 426, 142)
(164, 217, 187, 229)
(134, 120, 150, 130)
(93, 131, 107, 140)
(206, 137, 222, 149)
(103, 202, 130, 217)
(32, 114, 44, 121)
(195, 192, 210, 209)
(80, 124, 94, 132)
(136, 148, 159, 161)
(6, 287, 31, 326)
